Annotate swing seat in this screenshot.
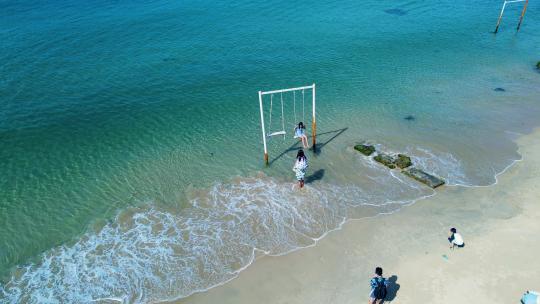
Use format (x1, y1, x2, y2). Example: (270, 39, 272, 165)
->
(267, 131, 286, 137)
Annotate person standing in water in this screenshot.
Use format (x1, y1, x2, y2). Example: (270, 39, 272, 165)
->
(294, 122, 309, 149)
(293, 150, 308, 188)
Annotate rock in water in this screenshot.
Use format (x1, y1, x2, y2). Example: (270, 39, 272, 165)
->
(402, 168, 445, 188)
(404, 115, 415, 121)
(395, 154, 412, 169)
(494, 87, 505, 92)
(537, 61, 540, 69)
(374, 153, 396, 169)
(384, 8, 407, 16)
(354, 144, 376, 156)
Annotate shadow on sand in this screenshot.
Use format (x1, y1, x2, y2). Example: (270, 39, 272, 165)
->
(385, 275, 400, 302)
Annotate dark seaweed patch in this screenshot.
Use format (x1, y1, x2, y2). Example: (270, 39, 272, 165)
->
(404, 115, 415, 121)
(384, 8, 408, 16)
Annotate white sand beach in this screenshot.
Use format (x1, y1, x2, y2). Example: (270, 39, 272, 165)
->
(175, 128, 540, 304)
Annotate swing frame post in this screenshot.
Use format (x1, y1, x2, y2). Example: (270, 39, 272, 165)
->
(258, 84, 317, 166)
(494, 1, 507, 33)
(494, 0, 528, 34)
(311, 83, 316, 151)
(258, 90, 269, 165)
(516, 0, 529, 31)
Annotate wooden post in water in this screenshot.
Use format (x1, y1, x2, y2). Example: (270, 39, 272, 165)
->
(517, 0, 529, 31)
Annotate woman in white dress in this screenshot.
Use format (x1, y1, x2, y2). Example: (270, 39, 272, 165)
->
(293, 149, 308, 188)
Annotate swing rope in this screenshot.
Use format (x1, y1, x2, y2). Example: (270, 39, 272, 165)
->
(268, 94, 273, 130)
(266, 89, 307, 138)
(293, 91, 297, 126)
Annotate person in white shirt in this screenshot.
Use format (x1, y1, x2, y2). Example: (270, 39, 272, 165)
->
(292, 149, 308, 188)
(294, 122, 309, 149)
(448, 227, 465, 249)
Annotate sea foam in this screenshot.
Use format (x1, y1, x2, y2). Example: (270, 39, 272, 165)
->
(0, 169, 432, 303)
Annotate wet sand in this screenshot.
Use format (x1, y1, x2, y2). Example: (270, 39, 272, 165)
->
(174, 128, 540, 304)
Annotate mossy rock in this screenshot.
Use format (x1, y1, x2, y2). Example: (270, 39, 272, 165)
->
(395, 154, 412, 169)
(537, 61, 540, 69)
(374, 153, 396, 169)
(403, 168, 445, 188)
(354, 144, 376, 156)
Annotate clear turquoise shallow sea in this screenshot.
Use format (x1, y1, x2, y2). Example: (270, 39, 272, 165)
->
(1, 0, 540, 302)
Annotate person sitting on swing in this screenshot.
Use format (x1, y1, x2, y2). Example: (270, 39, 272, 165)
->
(294, 122, 309, 149)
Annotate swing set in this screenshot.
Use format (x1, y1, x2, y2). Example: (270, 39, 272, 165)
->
(494, 0, 529, 33)
(258, 84, 316, 165)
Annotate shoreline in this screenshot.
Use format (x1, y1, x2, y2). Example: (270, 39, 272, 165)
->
(175, 128, 540, 304)
(0, 127, 531, 303)
(2, 0, 540, 301)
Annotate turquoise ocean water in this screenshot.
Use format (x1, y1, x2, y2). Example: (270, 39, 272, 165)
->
(1, 0, 540, 302)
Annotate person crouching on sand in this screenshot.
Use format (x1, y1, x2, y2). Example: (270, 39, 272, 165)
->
(292, 149, 308, 188)
(448, 227, 465, 249)
(369, 267, 387, 304)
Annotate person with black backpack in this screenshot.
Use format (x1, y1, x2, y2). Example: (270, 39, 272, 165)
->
(369, 267, 388, 304)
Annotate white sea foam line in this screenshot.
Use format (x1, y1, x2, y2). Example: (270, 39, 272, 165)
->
(0, 142, 524, 304)
(0, 175, 422, 301)
(163, 191, 436, 303)
(505, 130, 524, 137)
(364, 137, 526, 190)
(159, 185, 349, 303)
(368, 142, 523, 189)
(447, 145, 523, 188)
(407, 147, 469, 186)
(157, 186, 437, 303)
(138, 145, 517, 303)
(357, 144, 468, 186)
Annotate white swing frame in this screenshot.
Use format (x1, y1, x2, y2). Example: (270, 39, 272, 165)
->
(258, 84, 316, 165)
(494, 0, 529, 33)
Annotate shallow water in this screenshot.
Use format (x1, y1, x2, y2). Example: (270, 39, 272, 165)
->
(1, 0, 540, 302)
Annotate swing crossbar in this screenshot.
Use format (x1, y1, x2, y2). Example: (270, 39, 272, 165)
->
(260, 84, 315, 96)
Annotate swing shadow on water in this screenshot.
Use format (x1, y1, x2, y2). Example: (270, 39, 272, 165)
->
(313, 127, 348, 156)
(268, 127, 348, 165)
(268, 142, 303, 166)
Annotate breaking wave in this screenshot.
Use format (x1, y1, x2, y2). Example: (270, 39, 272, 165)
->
(1, 142, 522, 303)
(0, 168, 433, 303)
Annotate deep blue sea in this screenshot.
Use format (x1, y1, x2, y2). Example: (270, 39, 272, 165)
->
(1, 0, 540, 302)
